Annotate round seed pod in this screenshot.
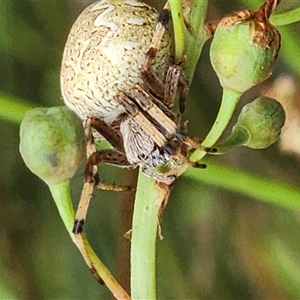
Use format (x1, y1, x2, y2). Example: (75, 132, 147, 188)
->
(233, 96, 286, 149)
(210, 7, 280, 94)
(19, 107, 86, 185)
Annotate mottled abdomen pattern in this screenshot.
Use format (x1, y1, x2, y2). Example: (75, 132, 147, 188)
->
(60, 0, 172, 124)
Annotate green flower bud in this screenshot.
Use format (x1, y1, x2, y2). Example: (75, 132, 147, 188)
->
(210, 2, 281, 94)
(236, 97, 285, 149)
(215, 97, 285, 153)
(19, 106, 86, 185)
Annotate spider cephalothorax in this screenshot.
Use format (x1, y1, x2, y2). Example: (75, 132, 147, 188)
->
(60, 0, 207, 233)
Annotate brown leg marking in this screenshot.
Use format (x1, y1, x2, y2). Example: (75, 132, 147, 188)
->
(73, 150, 131, 234)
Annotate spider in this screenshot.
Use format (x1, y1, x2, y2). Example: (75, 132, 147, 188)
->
(60, 0, 209, 234)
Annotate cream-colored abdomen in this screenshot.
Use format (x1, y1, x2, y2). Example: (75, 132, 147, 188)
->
(60, 0, 172, 124)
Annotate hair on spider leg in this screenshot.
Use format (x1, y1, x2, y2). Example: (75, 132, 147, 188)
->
(96, 181, 134, 192)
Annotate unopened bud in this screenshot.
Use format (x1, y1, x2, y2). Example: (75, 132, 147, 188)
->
(19, 107, 86, 185)
(216, 97, 285, 153)
(236, 97, 285, 148)
(210, 0, 281, 94)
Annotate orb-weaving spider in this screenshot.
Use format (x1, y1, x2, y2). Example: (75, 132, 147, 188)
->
(60, 0, 209, 234)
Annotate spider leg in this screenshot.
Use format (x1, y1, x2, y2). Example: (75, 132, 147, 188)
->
(116, 88, 213, 172)
(73, 119, 131, 287)
(184, 136, 217, 153)
(132, 84, 179, 123)
(84, 117, 97, 157)
(164, 64, 189, 113)
(139, 3, 170, 99)
(73, 118, 98, 235)
(73, 149, 132, 234)
(73, 118, 133, 235)
(116, 87, 209, 172)
(179, 135, 217, 169)
(89, 117, 124, 152)
(84, 150, 130, 184)
(140, 3, 189, 114)
(115, 91, 168, 148)
(131, 84, 177, 137)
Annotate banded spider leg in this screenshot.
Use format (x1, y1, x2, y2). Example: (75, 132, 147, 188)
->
(72, 1, 206, 235)
(139, 2, 189, 114)
(73, 118, 132, 234)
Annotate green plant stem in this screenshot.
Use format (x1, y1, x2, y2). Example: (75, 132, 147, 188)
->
(186, 160, 300, 210)
(267, 238, 300, 298)
(48, 181, 130, 300)
(183, 0, 209, 82)
(189, 88, 242, 162)
(49, 182, 74, 233)
(213, 127, 249, 155)
(168, 0, 185, 62)
(130, 1, 209, 298)
(202, 89, 241, 147)
(239, 1, 300, 27)
(130, 172, 160, 299)
(0, 93, 35, 123)
(271, 7, 300, 26)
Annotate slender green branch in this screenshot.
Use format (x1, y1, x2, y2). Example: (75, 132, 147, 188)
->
(130, 1, 209, 298)
(189, 89, 241, 162)
(202, 89, 241, 147)
(271, 7, 300, 26)
(183, 0, 209, 82)
(240, 1, 300, 27)
(212, 127, 249, 155)
(130, 173, 160, 299)
(186, 161, 300, 211)
(49, 181, 131, 300)
(49, 182, 75, 233)
(168, 1, 185, 62)
(0, 93, 35, 123)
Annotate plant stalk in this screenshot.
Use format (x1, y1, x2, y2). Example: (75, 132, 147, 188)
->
(49, 181, 131, 300)
(130, 1, 209, 299)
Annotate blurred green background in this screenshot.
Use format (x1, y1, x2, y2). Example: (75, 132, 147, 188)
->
(1, 0, 300, 299)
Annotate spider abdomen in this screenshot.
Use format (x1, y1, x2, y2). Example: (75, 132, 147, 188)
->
(61, 0, 172, 124)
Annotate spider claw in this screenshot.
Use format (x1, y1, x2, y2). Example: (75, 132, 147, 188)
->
(206, 146, 217, 153)
(84, 171, 95, 184)
(158, 7, 170, 26)
(73, 219, 85, 234)
(94, 173, 100, 185)
(191, 162, 207, 169)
